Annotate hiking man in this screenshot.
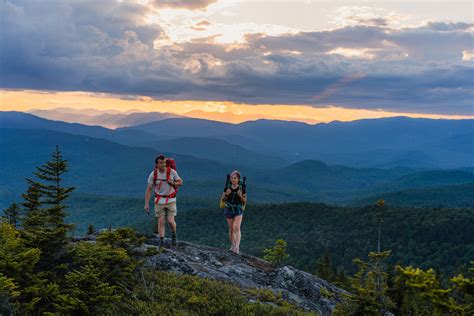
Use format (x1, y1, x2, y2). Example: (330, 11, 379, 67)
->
(145, 155, 183, 248)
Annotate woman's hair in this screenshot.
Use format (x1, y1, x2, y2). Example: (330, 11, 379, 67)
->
(230, 170, 241, 179)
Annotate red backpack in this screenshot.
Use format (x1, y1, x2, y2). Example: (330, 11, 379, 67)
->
(153, 158, 178, 204)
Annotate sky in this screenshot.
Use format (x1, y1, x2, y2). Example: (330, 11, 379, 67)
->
(1, 0, 473, 123)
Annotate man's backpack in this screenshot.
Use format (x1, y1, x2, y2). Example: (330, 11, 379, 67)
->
(153, 158, 178, 204)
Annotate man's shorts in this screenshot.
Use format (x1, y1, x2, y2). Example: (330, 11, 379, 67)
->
(154, 202, 177, 217)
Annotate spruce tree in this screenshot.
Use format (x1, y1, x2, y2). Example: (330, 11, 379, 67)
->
(21, 184, 44, 234)
(334, 251, 395, 315)
(263, 239, 289, 266)
(315, 249, 336, 281)
(21, 146, 75, 264)
(2, 203, 20, 228)
(87, 224, 95, 235)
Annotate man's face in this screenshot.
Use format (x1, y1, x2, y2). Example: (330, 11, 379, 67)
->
(157, 159, 166, 170)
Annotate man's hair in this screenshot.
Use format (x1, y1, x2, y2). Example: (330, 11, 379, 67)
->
(155, 155, 165, 164)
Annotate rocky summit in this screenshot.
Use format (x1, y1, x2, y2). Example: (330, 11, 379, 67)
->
(140, 235, 348, 315)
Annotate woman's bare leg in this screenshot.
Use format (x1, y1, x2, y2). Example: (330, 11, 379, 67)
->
(226, 217, 235, 251)
(232, 215, 243, 254)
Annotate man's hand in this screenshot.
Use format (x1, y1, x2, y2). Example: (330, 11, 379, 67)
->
(144, 204, 150, 215)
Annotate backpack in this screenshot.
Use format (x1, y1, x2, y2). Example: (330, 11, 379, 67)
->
(153, 158, 178, 204)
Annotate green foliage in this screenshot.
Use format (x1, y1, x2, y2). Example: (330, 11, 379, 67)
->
(450, 262, 474, 315)
(0, 273, 20, 315)
(175, 202, 474, 276)
(316, 250, 335, 280)
(314, 250, 349, 288)
(0, 222, 42, 313)
(0, 223, 41, 278)
(264, 239, 290, 266)
(21, 146, 75, 266)
(114, 270, 311, 315)
(64, 193, 215, 235)
(334, 250, 394, 315)
(55, 264, 121, 315)
(1, 203, 20, 228)
(0, 223, 31, 313)
(96, 227, 146, 256)
(87, 223, 95, 235)
(393, 264, 473, 315)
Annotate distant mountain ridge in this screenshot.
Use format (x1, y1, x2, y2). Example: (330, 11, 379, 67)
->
(5, 111, 472, 169)
(349, 183, 474, 207)
(0, 111, 287, 169)
(120, 116, 473, 168)
(28, 108, 183, 128)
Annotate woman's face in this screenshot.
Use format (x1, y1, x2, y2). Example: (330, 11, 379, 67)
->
(230, 175, 239, 185)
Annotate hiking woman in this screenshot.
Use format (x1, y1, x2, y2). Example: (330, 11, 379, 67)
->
(221, 170, 246, 254)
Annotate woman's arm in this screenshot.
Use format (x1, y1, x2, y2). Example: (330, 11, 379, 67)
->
(222, 188, 231, 201)
(237, 190, 247, 204)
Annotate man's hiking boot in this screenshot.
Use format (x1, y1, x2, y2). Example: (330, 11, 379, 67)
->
(159, 238, 165, 248)
(171, 233, 177, 247)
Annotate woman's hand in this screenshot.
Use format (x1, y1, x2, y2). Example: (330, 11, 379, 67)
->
(225, 188, 231, 195)
(237, 190, 246, 203)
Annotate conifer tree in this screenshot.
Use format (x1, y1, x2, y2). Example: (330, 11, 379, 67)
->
(394, 265, 469, 314)
(2, 203, 20, 228)
(263, 239, 289, 266)
(334, 251, 395, 315)
(87, 224, 95, 235)
(21, 184, 44, 234)
(21, 146, 75, 264)
(315, 249, 336, 281)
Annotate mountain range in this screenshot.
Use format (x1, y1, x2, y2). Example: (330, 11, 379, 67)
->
(1, 110, 473, 210)
(119, 115, 473, 168)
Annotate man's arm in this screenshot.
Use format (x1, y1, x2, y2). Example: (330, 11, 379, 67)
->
(144, 183, 153, 213)
(172, 171, 183, 187)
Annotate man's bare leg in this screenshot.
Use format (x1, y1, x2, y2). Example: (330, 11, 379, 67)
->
(158, 215, 166, 247)
(167, 215, 177, 247)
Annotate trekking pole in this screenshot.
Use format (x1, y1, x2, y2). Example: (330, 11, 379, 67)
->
(220, 174, 230, 208)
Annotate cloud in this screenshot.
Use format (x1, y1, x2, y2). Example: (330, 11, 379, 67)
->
(149, 0, 218, 10)
(1, 0, 473, 115)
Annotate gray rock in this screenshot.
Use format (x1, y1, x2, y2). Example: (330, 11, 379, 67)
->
(142, 236, 348, 314)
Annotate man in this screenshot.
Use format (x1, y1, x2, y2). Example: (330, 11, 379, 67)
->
(144, 155, 183, 248)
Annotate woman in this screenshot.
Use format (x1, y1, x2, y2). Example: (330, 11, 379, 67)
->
(221, 170, 247, 254)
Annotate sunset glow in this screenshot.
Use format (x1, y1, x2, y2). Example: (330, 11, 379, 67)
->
(2, 90, 471, 127)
